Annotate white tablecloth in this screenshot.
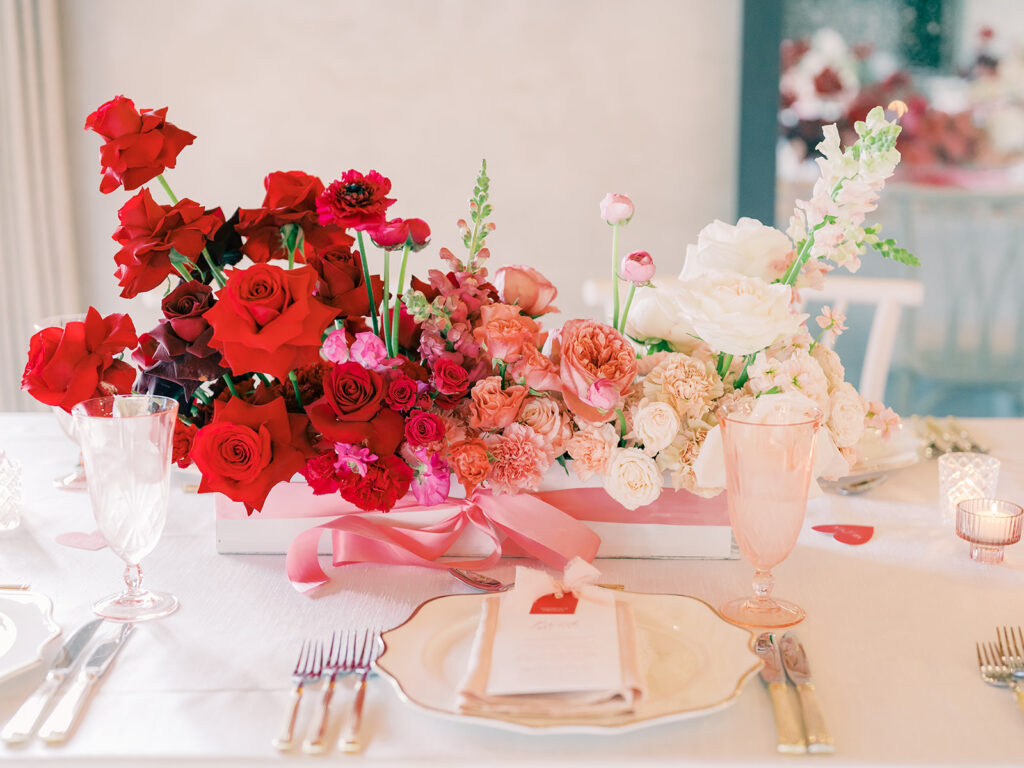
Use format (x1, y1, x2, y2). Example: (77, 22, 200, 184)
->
(1, 414, 1022, 767)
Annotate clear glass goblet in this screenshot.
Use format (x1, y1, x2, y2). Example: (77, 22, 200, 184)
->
(72, 395, 179, 621)
(717, 402, 821, 629)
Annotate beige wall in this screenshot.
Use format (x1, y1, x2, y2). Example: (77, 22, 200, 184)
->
(58, 0, 742, 327)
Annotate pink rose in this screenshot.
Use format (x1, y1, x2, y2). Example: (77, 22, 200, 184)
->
(493, 265, 558, 316)
(620, 250, 655, 284)
(599, 193, 635, 225)
(559, 319, 638, 424)
(468, 376, 528, 430)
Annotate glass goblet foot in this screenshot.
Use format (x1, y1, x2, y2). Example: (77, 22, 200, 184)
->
(93, 564, 178, 622)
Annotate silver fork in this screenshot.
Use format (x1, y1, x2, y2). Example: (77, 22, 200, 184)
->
(272, 640, 323, 750)
(338, 630, 382, 753)
(977, 642, 1024, 715)
(996, 626, 1024, 678)
(303, 632, 365, 753)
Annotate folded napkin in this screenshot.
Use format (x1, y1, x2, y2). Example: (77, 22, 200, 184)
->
(457, 559, 645, 719)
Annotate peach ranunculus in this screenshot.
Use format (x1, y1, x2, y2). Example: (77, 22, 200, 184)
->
(559, 319, 639, 424)
(468, 376, 528, 430)
(507, 344, 561, 392)
(482, 423, 554, 495)
(472, 303, 540, 364)
(565, 423, 620, 481)
(446, 438, 491, 495)
(493, 265, 558, 316)
(517, 395, 572, 455)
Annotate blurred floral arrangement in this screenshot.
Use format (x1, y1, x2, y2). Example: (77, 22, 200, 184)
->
(22, 96, 916, 521)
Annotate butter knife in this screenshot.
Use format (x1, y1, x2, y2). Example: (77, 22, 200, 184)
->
(754, 633, 806, 754)
(780, 632, 835, 754)
(37, 623, 133, 743)
(1, 618, 103, 744)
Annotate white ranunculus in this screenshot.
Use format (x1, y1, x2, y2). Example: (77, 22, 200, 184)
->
(827, 381, 867, 448)
(624, 278, 695, 345)
(680, 217, 793, 283)
(603, 447, 663, 510)
(631, 401, 681, 456)
(677, 272, 806, 357)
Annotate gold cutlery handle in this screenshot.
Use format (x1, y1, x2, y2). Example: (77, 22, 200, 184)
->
(768, 682, 807, 754)
(271, 684, 304, 751)
(1, 673, 62, 744)
(37, 672, 95, 743)
(796, 683, 835, 753)
(1013, 684, 1024, 715)
(302, 678, 336, 754)
(339, 673, 369, 753)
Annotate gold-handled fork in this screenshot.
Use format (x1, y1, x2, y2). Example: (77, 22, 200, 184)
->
(976, 642, 1024, 715)
(338, 630, 382, 754)
(272, 640, 323, 751)
(996, 626, 1024, 679)
(302, 632, 343, 754)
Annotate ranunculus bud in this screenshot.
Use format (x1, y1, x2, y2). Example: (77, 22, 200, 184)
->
(367, 217, 431, 251)
(620, 250, 655, 284)
(599, 193, 635, 226)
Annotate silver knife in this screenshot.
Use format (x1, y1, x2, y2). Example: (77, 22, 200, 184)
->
(1, 618, 103, 744)
(37, 623, 133, 743)
(780, 632, 835, 754)
(754, 633, 806, 754)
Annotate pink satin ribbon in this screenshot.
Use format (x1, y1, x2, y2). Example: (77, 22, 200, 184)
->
(286, 491, 602, 592)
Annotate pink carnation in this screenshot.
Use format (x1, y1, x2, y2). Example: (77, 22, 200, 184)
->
(483, 423, 554, 495)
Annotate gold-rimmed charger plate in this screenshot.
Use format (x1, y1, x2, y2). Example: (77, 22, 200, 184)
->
(376, 590, 761, 734)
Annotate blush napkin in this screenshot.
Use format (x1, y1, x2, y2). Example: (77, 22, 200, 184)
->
(457, 559, 645, 719)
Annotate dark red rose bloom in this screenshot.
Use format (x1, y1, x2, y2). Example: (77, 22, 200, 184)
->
(204, 264, 339, 381)
(191, 395, 313, 514)
(338, 455, 413, 512)
(396, 303, 422, 352)
(308, 243, 384, 317)
(316, 170, 395, 230)
(415, 392, 434, 411)
(366, 217, 431, 251)
(305, 362, 405, 456)
(432, 355, 470, 396)
(235, 171, 355, 264)
(133, 313, 225, 401)
(161, 280, 215, 341)
(22, 307, 137, 413)
(84, 95, 195, 194)
(300, 451, 341, 495)
(404, 411, 445, 448)
(383, 373, 418, 411)
(172, 420, 198, 469)
(398, 357, 430, 383)
(112, 189, 223, 298)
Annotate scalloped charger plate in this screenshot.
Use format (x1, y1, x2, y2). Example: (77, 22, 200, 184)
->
(376, 590, 761, 734)
(0, 592, 61, 685)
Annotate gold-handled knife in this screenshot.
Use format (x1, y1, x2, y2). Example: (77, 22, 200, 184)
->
(754, 633, 807, 754)
(780, 632, 835, 754)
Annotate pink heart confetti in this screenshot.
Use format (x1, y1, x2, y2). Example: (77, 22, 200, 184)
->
(812, 524, 874, 546)
(55, 531, 108, 550)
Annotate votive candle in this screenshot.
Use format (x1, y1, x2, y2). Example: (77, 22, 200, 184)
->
(955, 499, 1023, 564)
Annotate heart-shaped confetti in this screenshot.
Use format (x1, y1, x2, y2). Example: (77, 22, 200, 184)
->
(55, 531, 108, 550)
(812, 524, 874, 545)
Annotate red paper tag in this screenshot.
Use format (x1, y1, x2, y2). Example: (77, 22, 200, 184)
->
(812, 524, 874, 545)
(529, 593, 579, 615)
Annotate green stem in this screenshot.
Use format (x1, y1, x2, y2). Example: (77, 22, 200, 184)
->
(222, 374, 239, 398)
(173, 262, 192, 282)
(717, 352, 734, 380)
(616, 408, 627, 441)
(381, 249, 393, 355)
(157, 174, 179, 204)
(734, 354, 755, 390)
(611, 224, 621, 328)
(256, 373, 272, 386)
(355, 232, 379, 335)
(288, 371, 303, 408)
(390, 242, 410, 356)
(619, 283, 636, 334)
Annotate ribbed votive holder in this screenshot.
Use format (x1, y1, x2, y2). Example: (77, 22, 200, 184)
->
(955, 499, 1023, 564)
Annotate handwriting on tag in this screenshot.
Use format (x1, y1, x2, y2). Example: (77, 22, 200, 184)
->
(530, 593, 579, 615)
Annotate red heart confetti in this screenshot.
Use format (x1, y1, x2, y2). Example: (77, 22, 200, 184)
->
(55, 531, 108, 550)
(812, 524, 874, 546)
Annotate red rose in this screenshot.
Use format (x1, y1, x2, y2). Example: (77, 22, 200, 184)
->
(305, 362, 404, 456)
(308, 243, 384, 317)
(172, 420, 197, 468)
(300, 452, 341, 495)
(384, 373, 418, 411)
(22, 307, 138, 412)
(203, 264, 339, 381)
(339, 455, 413, 512)
(316, 170, 395, 230)
(191, 396, 312, 514)
(162, 280, 215, 342)
(431, 355, 470, 396)
(113, 189, 223, 298)
(84, 95, 195, 193)
(404, 411, 446, 449)
(396, 303, 422, 352)
(367, 217, 431, 251)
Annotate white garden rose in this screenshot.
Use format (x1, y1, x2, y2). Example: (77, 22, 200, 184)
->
(624, 278, 696, 346)
(631, 401, 681, 456)
(680, 217, 792, 283)
(827, 381, 867, 448)
(677, 272, 806, 357)
(603, 447, 663, 510)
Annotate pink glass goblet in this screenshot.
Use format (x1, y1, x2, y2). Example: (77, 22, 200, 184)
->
(718, 402, 821, 629)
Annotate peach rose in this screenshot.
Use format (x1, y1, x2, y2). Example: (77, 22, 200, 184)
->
(473, 303, 540, 363)
(517, 395, 572, 455)
(558, 319, 638, 424)
(447, 438, 491, 495)
(493, 265, 558, 316)
(507, 344, 561, 392)
(468, 376, 528, 430)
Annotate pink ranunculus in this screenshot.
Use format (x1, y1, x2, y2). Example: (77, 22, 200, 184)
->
(586, 378, 621, 411)
(367, 217, 431, 251)
(468, 376, 528, 431)
(472, 303, 539, 364)
(599, 193, 635, 225)
(620, 250, 655, 284)
(322, 329, 350, 364)
(559, 319, 638, 424)
(350, 332, 387, 368)
(493, 265, 559, 316)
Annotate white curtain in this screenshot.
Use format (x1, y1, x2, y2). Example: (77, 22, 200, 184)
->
(0, 0, 80, 411)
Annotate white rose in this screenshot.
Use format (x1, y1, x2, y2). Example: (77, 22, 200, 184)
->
(603, 447, 663, 510)
(631, 401, 681, 456)
(827, 382, 867, 448)
(624, 278, 696, 346)
(678, 272, 806, 357)
(680, 218, 792, 283)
